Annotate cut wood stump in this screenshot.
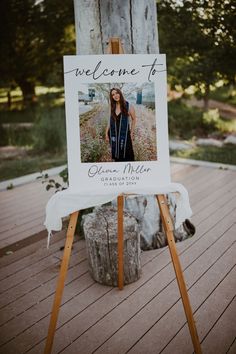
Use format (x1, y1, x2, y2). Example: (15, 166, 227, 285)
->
(83, 206, 141, 286)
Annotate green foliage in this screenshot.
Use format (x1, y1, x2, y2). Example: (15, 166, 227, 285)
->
(59, 167, 68, 184)
(0, 89, 68, 180)
(168, 99, 205, 139)
(33, 107, 66, 153)
(168, 99, 235, 139)
(76, 208, 94, 239)
(38, 175, 66, 192)
(171, 145, 236, 166)
(0, 0, 75, 101)
(0, 89, 67, 148)
(202, 109, 220, 129)
(209, 85, 236, 106)
(157, 0, 236, 99)
(37, 167, 68, 193)
(0, 154, 66, 182)
(0, 124, 9, 146)
(37, 165, 91, 239)
(0, 125, 33, 147)
(0, 107, 38, 124)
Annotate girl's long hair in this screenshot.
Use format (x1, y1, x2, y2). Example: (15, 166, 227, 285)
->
(109, 88, 128, 120)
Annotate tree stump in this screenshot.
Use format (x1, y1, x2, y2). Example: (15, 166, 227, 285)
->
(83, 206, 141, 286)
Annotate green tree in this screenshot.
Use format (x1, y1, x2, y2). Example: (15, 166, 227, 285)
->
(0, 0, 41, 101)
(36, 0, 75, 87)
(157, 0, 236, 108)
(0, 0, 75, 103)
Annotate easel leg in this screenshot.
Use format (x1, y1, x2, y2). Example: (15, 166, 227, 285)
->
(117, 195, 124, 290)
(108, 39, 124, 291)
(156, 195, 202, 354)
(44, 211, 79, 354)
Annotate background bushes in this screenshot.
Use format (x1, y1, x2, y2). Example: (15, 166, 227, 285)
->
(33, 106, 66, 153)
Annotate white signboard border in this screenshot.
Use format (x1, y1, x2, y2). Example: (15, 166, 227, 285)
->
(63, 54, 170, 195)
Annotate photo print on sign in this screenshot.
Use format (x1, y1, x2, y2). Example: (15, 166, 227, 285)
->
(63, 54, 170, 194)
(78, 82, 157, 164)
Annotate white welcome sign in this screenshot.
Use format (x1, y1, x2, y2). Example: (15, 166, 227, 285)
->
(63, 54, 170, 195)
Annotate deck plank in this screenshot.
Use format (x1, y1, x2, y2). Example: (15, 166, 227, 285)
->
(0, 243, 87, 309)
(160, 263, 236, 354)
(0, 245, 167, 351)
(0, 232, 66, 281)
(0, 178, 56, 251)
(19, 206, 236, 354)
(0, 163, 212, 251)
(48, 221, 236, 354)
(192, 177, 236, 215)
(227, 337, 236, 354)
(0, 163, 235, 354)
(0, 229, 65, 268)
(0, 164, 195, 252)
(201, 296, 236, 354)
(124, 227, 236, 354)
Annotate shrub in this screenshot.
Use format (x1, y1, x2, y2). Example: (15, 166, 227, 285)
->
(0, 106, 38, 124)
(33, 106, 66, 153)
(0, 124, 8, 146)
(202, 109, 220, 130)
(171, 145, 236, 165)
(209, 85, 236, 106)
(0, 124, 34, 146)
(168, 99, 225, 139)
(168, 99, 204, 139)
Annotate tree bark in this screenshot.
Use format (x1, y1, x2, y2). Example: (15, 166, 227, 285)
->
(73, 0, 159, 54)
(7, 90, 11, 109)
(203, 83, 210, 111)
(73, 0, 163, 254)
(83, 206, 141, 286)
(18, 80, 36, 104)
(73, 0, 195, 286)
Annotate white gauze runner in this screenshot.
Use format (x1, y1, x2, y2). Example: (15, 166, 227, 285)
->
(44, 182, 192, 247)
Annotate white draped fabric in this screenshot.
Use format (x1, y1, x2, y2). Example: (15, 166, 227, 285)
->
(44, 183, 192, 248)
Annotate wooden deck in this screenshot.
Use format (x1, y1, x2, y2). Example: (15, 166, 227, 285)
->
(0, 178, 56, 254)
(0, 162, 235, 354)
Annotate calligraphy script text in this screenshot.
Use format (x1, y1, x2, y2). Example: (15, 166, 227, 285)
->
(65, 58, 165, 82)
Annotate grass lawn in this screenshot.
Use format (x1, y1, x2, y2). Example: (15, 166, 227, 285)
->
(0, 86, 65, 124)
(0, 153, 67, 182)
(170, 144, 236, 166)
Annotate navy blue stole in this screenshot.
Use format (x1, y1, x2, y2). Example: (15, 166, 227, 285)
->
(110, 101, 129, 160)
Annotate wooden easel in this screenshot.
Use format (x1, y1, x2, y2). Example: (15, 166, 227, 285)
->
(44, 38, 202, 354)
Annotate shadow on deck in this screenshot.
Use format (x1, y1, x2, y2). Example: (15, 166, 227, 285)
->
(0, 162, 235, 353)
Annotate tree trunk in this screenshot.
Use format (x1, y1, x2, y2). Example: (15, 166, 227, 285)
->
(73, 0, 195, 287)
(7, 90, 11, 109)
(18, 80, 36, 104)
(203, 83, 210, 111)
(73, 0, 163, 254)
(74, 0, 159, 54)
(83, 206, 141, 286)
